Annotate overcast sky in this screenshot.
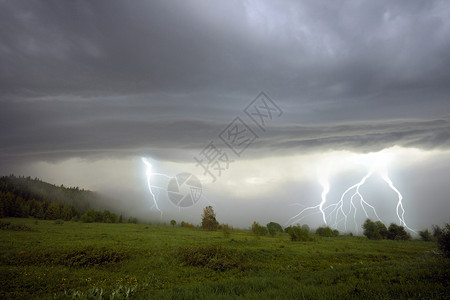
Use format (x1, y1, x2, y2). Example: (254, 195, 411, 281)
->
(1, 0, 449, 232)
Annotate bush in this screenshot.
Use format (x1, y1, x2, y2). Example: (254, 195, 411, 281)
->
(315, 226, 339, 237)
(6, 246, 129, 267)
(437, 223, 450, 257)
(222, 224, 232, 238)
(374, 221, 388, 239)
(301, 224, 310, 233)
(432, 225, 443, 238)
(62, 246, 129, 267)
(181, 221, 195, 229)
(0, 220, 35, 231)
(362, 219, 383, 240)
(419, 229, 433, 242)
(251, 221, 268, 236)
(387, 223, 411, 240)
(266, 222, 282, 237)
(178, 244, 246, 271)
(170, 219, 176, 226)
(127, 217, 138, 224)
(201, 206, 219, 231)
(287, 225, 313, 241)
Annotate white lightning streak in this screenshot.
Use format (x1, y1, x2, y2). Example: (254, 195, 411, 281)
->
(325, 169, 382, 232)
(287, 150, 415, 233)
(380, 169, 416, 233)
(319, 176, 329, 224)
(142, 157, 172, 216)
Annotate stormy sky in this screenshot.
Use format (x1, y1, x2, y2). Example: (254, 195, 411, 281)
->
(1, 0, 449, 232)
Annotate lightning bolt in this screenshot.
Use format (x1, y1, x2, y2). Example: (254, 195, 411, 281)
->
(287, 150, 416, 233)
(142, 157, 172, 216)
(325, 168, 383, 233)
(380, 168, 416, 233)
(319, 175, 330, 224)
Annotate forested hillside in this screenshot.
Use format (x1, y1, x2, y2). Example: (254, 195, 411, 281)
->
(0, 175, 109, 221)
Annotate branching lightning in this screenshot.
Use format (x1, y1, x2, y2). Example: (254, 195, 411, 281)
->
(287, 149, 416, 233)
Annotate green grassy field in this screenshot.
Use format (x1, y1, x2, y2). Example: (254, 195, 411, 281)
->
(0, 218, 448, 299)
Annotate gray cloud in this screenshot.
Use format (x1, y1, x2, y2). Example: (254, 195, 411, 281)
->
(1, 1, 449, 229)
(1, 93, 448, 164)
(1, 0, 450, 100)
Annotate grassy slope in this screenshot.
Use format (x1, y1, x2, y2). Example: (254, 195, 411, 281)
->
(0, 218, 448, 299)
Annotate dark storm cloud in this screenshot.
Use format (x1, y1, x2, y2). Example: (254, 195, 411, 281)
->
(1, 92, 448, 164)
(1, 0, 450, 165)
(1, 0, 450, 99)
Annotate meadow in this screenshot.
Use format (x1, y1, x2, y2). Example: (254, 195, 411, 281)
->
(0, 218, 448, 299)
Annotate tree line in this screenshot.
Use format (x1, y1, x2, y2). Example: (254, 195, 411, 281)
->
(0, 175, 136, 223)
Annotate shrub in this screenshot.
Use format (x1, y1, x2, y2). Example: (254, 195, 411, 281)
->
(387, 223, 411, 240)
(287, 225, 313, 241)
(170, 219, 176, 226)
(181, 221, 195, 229)
(266, 222, 282, 237)
(178, 244, 246, 271)
(374, 221, 388, 239)
(315, 226, 339, 237)
(127, 217, 138, 224)
(222, 224, 232, 238)
(0, 220, 35, 231)
(419, 229, 433, 242)
(6, 246, 129, 267)
(437, 223, 450, 257)
(62, 246, 129, 267)
(362, 219, 383, 240)
(432, 225, 443, 238)
(201, 206, 219, 231)
(301, 224, 310, 233)
(251, 221, 268, 236)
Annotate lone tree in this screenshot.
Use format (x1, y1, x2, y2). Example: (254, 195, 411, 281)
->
(387, 223, 411, 240)
(362, 219, 383, 240)
(170, 219, 176, 226)
(201, 206, 219, 231)
(266, 222, 283, 236)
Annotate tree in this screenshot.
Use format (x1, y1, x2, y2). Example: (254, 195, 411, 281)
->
(432, 225, 443, 238)
(316, 226, 339, 237)
(201, 206, 219, 230)
(374, 221, 388, 239)
(437, 223, 450, 257)
(362, 219, 383, 240)
(266, 222, 282, 237)
(419, 229, 433, 242)
(287, 225, 313, 241)
(301, 224, 310, 233)
(127, 217, 138, 224)
(45, 203, 61, 220)
(170, 219, 176, 226)
(103, 210, 118, 223)
(252, 221, 268, 236)
(387, 223, 411, 240)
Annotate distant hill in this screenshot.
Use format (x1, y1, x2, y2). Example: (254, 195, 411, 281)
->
(0, 175, 101, 220)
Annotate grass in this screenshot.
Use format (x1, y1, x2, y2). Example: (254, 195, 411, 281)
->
(0, 218, 448, 299)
